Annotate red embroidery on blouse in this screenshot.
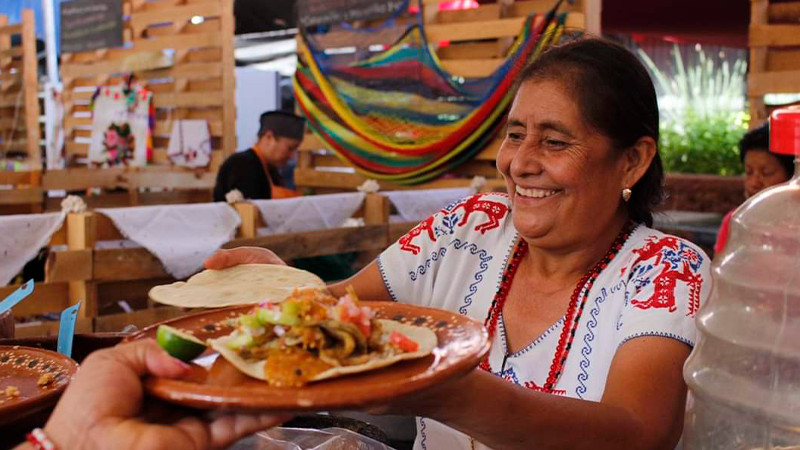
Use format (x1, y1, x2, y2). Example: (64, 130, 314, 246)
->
(630, 237, 703, 316)
(524, 380, 566, 395)
(452, 194, 510, 234)
(399, 215, 436, 255)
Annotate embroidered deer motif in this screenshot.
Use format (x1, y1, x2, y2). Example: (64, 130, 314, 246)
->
(630, 237, 704, 316)
(399, 215, 436, 255)
(452, 195, 510, 234)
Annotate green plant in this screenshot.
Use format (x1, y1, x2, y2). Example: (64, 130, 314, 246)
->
(638, 44, 749, 175)
(659, 110, 748, 175)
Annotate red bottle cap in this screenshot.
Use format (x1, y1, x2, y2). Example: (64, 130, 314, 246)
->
(770, 106, 800, 156)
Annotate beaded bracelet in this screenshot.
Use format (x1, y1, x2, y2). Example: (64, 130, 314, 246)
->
(25, 428, 56, 450)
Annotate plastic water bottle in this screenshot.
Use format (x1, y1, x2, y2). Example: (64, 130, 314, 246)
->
(683, 107, 800, 449)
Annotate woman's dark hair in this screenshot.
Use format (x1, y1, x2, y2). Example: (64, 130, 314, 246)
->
(740, 122, 795, 179)
(516, 37, 664, 227)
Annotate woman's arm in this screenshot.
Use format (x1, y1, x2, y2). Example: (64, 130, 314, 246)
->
(388, 336, 690, 450)
(327, 261, 392, 300)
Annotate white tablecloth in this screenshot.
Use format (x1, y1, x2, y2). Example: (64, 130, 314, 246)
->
(98, 203, 240, 279)
(0, 212, 65, 285)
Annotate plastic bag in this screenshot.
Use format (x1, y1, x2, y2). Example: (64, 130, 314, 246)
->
(255, 427, 397, 450)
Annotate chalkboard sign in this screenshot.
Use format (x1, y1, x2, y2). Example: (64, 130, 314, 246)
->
(60, 0, 124, 54)
(298, 0, 406, 27)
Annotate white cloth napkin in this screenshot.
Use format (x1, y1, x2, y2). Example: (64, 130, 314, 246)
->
(252, 193, 366, 236)
(97, 203, 240, 279)
(384, 188, 471, 223)
(0, 212, 65, 285)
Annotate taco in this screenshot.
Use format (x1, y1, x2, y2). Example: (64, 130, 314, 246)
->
(208, 288, 437, 387)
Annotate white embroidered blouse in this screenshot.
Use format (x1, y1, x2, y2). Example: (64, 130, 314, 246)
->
(376, 193, 712, 450)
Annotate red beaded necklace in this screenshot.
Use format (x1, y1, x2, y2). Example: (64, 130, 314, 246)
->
(479, 223, 635, 393)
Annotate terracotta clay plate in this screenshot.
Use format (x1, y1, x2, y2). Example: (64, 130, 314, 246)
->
(0, 346, 78, 426)
(127, 302, 489, 412)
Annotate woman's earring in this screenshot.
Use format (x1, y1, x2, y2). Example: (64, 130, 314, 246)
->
(622, 188, 632, 202)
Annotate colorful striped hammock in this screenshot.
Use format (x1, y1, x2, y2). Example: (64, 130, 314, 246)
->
(294, 0, 568, 184)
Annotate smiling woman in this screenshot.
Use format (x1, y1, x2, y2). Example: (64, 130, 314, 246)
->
(207, 38, 712, 450)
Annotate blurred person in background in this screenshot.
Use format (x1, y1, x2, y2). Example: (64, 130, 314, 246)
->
(714, 122, 795, 254)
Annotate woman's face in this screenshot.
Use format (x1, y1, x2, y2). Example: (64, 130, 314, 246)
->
(496, 80, 631, 248)
(743, 150, 791, 198)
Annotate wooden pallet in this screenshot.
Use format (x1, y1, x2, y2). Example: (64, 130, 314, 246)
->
(0, 11, 42, 213)
(52, 0, 236, 207)
(748, 0, 800, 125)
(26, 194, 400, 321)
(295, 0, 599, 192)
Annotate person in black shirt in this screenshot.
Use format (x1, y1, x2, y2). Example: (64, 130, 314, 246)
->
(213, 111, 304, 202)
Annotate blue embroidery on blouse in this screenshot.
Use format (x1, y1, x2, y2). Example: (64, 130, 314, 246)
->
(576, 287, 609, 399)
(434, 213, 460, 238)
(406, 238, 492, 317)
(499, 312, 565, 358)
(409, 247, 448, 282)
(494, 366, 522, 385)
(419, 417, 428, 450)
(619, 331, 694, 348)
(453, 239, 492, 316)
(376, 256, 398, 302)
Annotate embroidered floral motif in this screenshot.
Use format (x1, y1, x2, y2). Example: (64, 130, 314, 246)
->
(434, 213, 459, 237)
(630, 236, 704, 317)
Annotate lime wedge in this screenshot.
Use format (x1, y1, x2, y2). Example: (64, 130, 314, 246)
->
(156, 325, 207, 362)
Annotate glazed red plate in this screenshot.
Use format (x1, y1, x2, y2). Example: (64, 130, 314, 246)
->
(127, 302, 489, 412)
(0, 346, 78, 426)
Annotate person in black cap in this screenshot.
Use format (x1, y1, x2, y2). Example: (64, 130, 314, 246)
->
(213, 111, 305, 202)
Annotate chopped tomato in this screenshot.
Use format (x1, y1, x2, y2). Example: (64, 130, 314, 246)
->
(389, 331, 418, 353)
(336, 296, 373, 337)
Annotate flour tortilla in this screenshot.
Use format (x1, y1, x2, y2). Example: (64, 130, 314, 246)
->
(149, 264, 325, 308)
(208, 319, 437, 383)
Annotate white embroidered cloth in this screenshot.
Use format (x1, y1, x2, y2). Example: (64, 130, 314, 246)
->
(97, 203, 240, 279)
(167, 120, 212, 168)
(0, 212, 65, 285)
(377, 193, 711, 450)
(252, 193, 366, 236)
(384, 188, 471, 223)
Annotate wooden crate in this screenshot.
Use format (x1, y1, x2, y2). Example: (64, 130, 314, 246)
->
(294, 0, 599, 192)
(52, 0, 236, 207)
(0, 10, 42, 213)
(748, 0, 800, 125)
(37, 195, 396, 321)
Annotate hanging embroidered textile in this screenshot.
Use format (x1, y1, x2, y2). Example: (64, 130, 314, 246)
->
(167, 120, 212, 168)
(88, 85, 154, 167)
(293, 0, 568, 184)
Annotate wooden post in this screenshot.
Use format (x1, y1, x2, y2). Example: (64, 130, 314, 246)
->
(583, 0, 602, 36)
(357, 194, 391, 267)
(363, 193, 390, 226)
(21, 10, 41, 171)
(0, 15, 9, 70)
(749, 0, 769, 127)
(234, 202, 259, 238)
(66, 212, 98, 318)
(220, 0, 236, 158)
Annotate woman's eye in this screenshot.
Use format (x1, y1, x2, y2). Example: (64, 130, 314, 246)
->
(506, 132, 524, 141)
(544, 138, 567, 148)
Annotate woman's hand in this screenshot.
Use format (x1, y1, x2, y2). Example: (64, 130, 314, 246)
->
(204, 247, 286, 270)
(37, 339, 289, 450)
